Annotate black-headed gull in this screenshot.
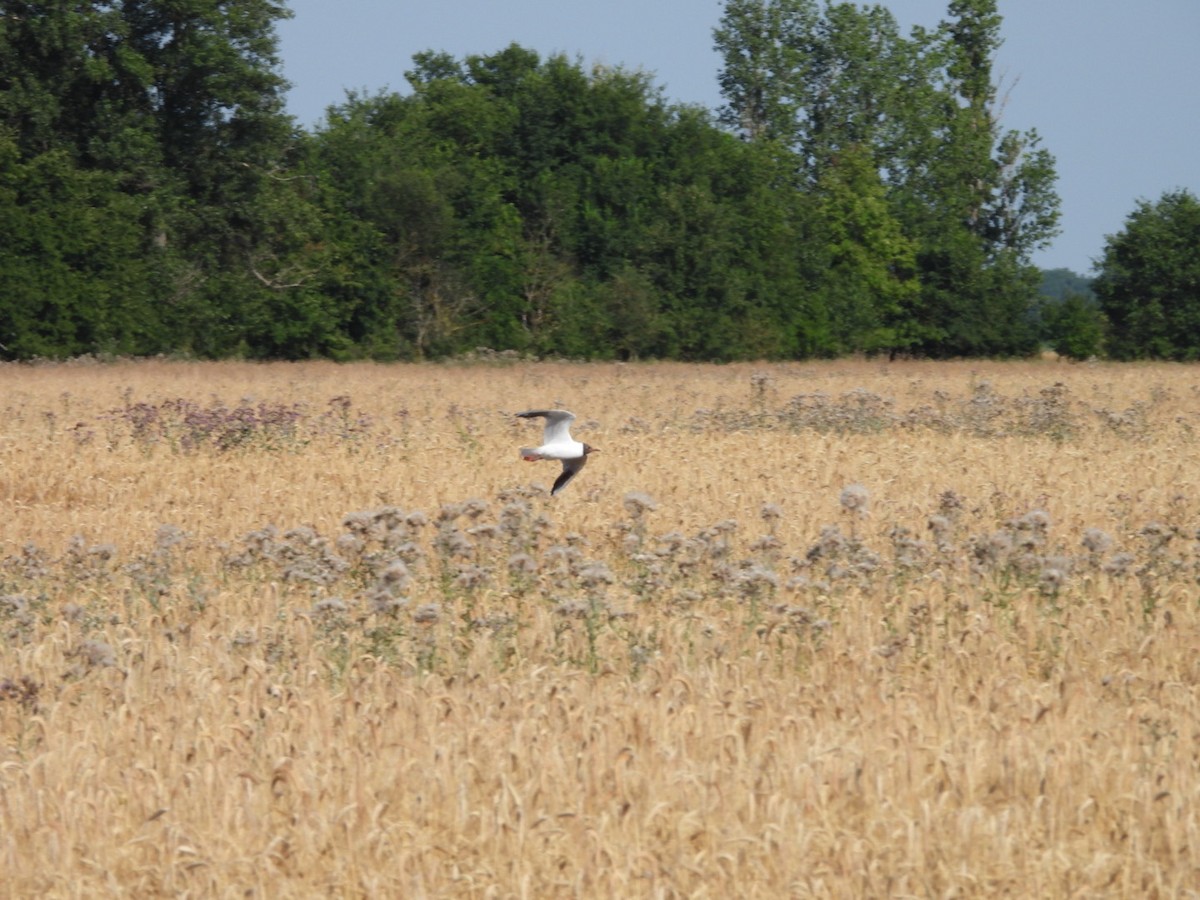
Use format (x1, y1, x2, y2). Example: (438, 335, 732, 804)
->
(516, 409, 599, 495)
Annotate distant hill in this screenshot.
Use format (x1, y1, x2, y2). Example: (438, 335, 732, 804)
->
(1040, 268, 1096, 303)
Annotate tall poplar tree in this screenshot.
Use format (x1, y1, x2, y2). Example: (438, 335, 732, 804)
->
(714, 1, 921, 354)
(714, 0, 1060, 357)
(903, 0, 1058, 355)
(713, 0, 814, 144)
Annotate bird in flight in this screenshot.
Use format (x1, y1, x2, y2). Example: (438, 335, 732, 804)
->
(516, 409, 599, 495)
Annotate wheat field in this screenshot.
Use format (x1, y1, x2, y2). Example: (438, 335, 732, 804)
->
(0, 357, 1197, 898)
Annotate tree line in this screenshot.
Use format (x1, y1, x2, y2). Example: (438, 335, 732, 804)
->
(0, 1, 1192, 362)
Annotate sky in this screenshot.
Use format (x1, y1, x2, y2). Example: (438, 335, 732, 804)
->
(276, 1, 1200, 275)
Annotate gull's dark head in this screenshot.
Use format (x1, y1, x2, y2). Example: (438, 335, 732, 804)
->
(583, 443, 599, 455)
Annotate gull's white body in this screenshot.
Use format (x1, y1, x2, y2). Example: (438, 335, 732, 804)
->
(516, 409, 598, 495)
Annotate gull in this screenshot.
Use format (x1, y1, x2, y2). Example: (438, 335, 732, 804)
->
(516, 409, 599, 495)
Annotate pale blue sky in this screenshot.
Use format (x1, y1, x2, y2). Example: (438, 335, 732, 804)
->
(277, 1, 1200, 275)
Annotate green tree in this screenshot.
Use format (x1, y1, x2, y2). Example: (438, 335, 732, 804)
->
(893, 0, 1058, 356)
(1034, 269, 1100, 357)
(0, 0, 310, 359)
(367, 44, 811, 361)
(811, 145, 919, 353)
(0, 1, 129, 159)
(713, 0, 814, 143)
(1042, 292, 1105, 360)
(1095, 189, 1200, 360)
(714, 0, 1058, 358)
(306, 91, 472, 359)
(0, 139, 157, 357)
(122, 0, 311, 356)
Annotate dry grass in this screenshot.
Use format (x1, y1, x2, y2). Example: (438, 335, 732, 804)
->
(1, 357, 1198, 897)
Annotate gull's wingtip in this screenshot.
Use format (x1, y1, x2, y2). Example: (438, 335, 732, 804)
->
(516, 408, 575, 420)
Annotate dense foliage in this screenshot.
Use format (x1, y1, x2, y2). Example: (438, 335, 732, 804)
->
(0, 0, 1093, 361)
(0, 0, 308, 359)
(1034, 268, 1103, 360)
(1095, 189, 1200, 361)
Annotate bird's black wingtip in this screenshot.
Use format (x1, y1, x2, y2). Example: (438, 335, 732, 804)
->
(551, 470, 574, 495)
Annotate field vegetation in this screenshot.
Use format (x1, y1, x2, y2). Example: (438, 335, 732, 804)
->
(1, 358, 1198, 896)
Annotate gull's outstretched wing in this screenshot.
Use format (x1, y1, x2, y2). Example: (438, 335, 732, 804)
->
(552, 455, 588, 496)
(516, 409, 576, 446)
